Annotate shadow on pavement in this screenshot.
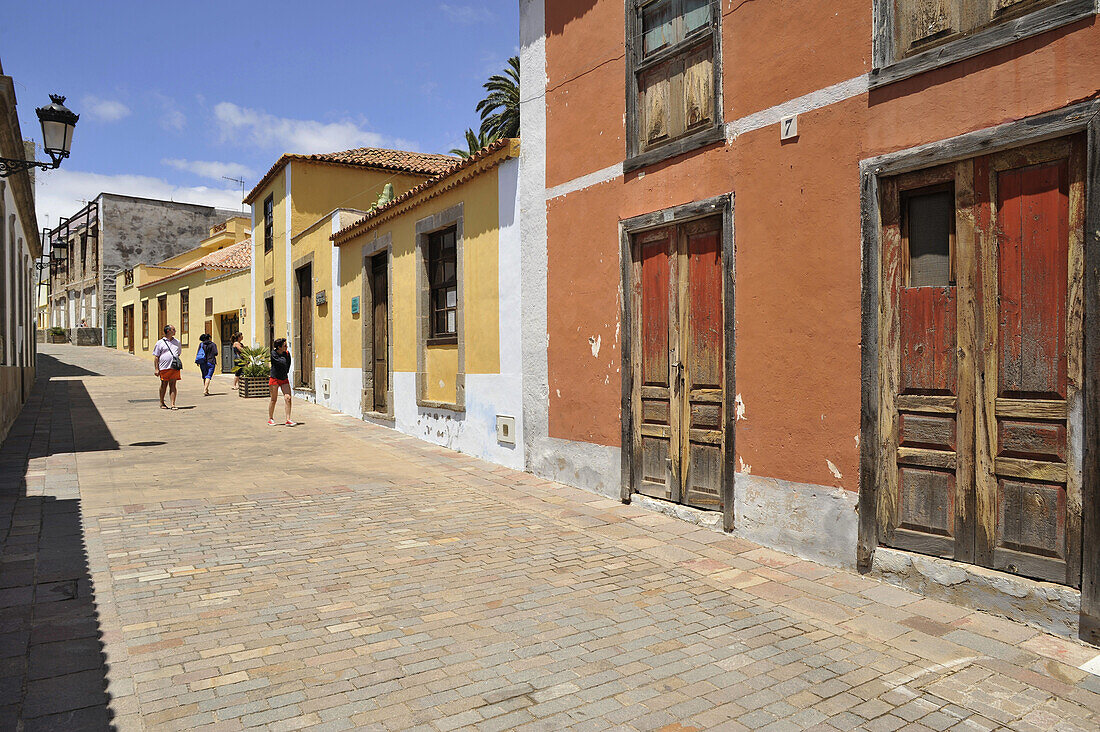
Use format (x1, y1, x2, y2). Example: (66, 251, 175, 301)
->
(0, 353, 120, 730)
(35, 354, 101, 380)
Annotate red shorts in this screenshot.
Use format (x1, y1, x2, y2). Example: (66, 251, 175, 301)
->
(269, 378, 289, 386)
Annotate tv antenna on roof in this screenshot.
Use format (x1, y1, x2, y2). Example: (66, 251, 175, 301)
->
(223, 176, 246, 212)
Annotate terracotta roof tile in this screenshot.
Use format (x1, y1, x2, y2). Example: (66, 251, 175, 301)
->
(244, 148, 460, 204)
(332, 138, 517, 244)
(303, 148, 458, 175)
(142, 239, 251, 288)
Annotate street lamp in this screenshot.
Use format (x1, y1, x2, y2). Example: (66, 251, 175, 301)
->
(0, 94, 79, 178)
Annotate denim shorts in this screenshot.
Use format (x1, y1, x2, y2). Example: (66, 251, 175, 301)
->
(201, 362, 217, 379)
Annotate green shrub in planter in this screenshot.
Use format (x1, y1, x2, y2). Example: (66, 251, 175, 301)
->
(235, 345, 271, 398)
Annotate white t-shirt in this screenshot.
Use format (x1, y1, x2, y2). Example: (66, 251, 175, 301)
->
(152, 337, 182, 371)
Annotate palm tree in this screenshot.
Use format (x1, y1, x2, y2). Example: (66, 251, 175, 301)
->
(449, 128, 500, 159)
(476, 56, 520, 140)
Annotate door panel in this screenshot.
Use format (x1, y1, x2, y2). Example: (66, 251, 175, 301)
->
(631, 216, 725, 511)
(900, 287, 957, 395)
(635, 228, 676, 501)
(997, 163, 1068, 399)
(682, 220, 723, 510)
(985, 150, 1079, 584)
(881, 168, 964, 559)
(879, 138, 1084, 588)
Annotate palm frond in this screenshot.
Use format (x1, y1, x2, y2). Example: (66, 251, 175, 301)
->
(449, 128, 500, 159)
(476, 56, 520, 141)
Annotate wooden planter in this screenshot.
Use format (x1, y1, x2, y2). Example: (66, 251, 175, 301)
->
(48, 332, 68, 344)
(238, 375, 269, 399)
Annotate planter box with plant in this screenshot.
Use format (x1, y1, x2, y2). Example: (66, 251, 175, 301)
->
(235, 345, 271, 398)
(48, 326, 68, 344)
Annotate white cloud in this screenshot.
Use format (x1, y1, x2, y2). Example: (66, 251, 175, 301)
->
(82, 95, 131, 122)
(439, 4, 495, 23)
(162, 158, 255, 182)
(152, 92, 186, 132)
(34, 168, 246, 233)
(213, 102, 416, 154)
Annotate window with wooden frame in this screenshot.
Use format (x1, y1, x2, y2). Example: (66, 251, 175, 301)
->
(427, 227, 458, 342)
(205, 297, 213, 317)
(179, 289, 190, 336)
(873, 0, 1093, 86)
(263, 195, 274, 253)
(141, 300, 149, 341)
(625, 0, 722, 171)
(902, 184, 955, 288)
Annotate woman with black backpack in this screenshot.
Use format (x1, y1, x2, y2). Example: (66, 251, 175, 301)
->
(196, 333, 219, 397)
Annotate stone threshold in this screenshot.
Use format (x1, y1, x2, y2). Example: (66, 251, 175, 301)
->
(871, 546, 1081, 640)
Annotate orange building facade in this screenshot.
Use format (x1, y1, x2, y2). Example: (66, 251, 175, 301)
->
(519, 0, 1100, 641)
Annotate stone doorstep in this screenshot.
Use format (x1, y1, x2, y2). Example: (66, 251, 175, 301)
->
(630, 495, 724, 532)
(871, 546, 1083, 642)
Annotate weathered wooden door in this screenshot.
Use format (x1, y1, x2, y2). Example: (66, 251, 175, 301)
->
(264, 297, 275, 349)
(371, 253, 389, 412)
(631, 216, 725, 510)
(878, 137, 1085, 586)
(220, 314, 239, 373)
(296, 265, 313, 387)
(123, 305, 134, 353)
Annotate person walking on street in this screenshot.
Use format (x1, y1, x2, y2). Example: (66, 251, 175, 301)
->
(196, 333, 218, 396)
(153, 325, 183, 410)
(268, 338, 295, 426)
(231, 332, 245, 389)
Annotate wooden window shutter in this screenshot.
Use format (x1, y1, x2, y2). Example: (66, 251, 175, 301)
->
(682, 44, 714, 132)
(205, 297, 213, 317)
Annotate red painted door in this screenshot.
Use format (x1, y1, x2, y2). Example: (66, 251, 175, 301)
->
(978, 144, 1082, 586)
(879, 138, 1085, 587)
(631, 216, 725, 510)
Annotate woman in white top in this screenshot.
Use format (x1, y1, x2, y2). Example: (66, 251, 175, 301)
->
(152, 325, 183, 409)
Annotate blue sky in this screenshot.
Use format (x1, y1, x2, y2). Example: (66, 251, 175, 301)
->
(2, 0, 519, 229)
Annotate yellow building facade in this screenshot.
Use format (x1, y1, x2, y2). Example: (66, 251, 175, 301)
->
(329, 140, 523, 469)
(242, 148, 457, 392)
(115, 217, 252, 374)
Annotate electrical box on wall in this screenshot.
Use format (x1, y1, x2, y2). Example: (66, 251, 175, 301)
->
(496, 415, 516, 445)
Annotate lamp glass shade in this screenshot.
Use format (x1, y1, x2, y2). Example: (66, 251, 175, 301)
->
(35, 95, 79, 160)
(40, 119, 74, 157)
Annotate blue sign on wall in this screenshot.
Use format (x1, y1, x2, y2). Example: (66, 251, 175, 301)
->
(351, 296, 360, 315)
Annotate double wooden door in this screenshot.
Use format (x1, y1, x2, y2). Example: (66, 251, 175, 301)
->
(878, 137, 1085, 586)
(296, 265, 313, 387)
(123, 305, 134, 353)
(370, 253, 389, 412)
(219, 314, 239, 373)
(630, 216, 725, 510)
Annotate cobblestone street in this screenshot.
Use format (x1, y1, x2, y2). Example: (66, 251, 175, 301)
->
(1, 344, 1099, 731)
